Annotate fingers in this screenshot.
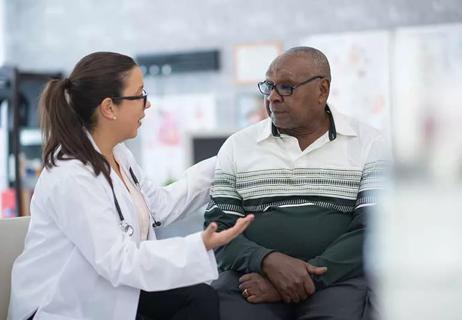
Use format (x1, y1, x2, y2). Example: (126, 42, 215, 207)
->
(218, 215, 254, 243)
(203, 215, 254, 250)
(303, 276, 316, 296)
(201, 223, 217, 250)
(203, 222, 217, 238)
(239, 273, 259, 292)
(277, 285, 301, 304)
(281, 292, 294, 304)
(298, 284, 308, 301)
(233, 214, 255, 233)
(247, 295, 259, 304)
(242, 288, 250, 299)
(279, 281, 306, 303)
(303, 264, 322, 296)
(293, 285, 306, 303)
(238, 281, 252, 291)
(239, 272, 258, 283)
(306, 263, 327, 276)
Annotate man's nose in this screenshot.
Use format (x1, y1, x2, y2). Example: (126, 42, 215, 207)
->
(267, 87, 283, 103)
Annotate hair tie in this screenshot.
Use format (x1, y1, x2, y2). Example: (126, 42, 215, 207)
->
(63, 78, 72, 90)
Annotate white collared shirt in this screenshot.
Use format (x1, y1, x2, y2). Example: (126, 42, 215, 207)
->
(210, 107, 388, 214)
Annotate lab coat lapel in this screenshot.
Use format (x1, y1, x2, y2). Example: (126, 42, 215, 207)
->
(113, 145, 158, 240)
(84, 132, 141, 243)
(110, 168, 141, 243)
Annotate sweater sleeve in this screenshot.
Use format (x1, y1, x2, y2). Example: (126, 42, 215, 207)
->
(204, 138, 274, 273)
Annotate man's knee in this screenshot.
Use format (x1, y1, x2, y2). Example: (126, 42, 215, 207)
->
(188, 283, 219, 304)
(295, 277, 371, 320)
(212, 271, 293, 320)
(212, 270, 241, 293)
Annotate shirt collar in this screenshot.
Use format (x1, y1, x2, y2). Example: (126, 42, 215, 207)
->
(84, 129, 130, 170)
(256, 104, 357, 143)
(331, 107, 357, 137)
(84, 128, 102, 153)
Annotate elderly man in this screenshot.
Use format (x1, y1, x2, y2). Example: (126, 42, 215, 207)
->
(204, 46, 386, 320)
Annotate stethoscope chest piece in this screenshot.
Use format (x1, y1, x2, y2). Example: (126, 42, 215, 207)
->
(112, 167, 161, 237)
(120, 221, 134, 237)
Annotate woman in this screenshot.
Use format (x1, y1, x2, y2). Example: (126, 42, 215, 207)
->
(8, 52, 253, 320)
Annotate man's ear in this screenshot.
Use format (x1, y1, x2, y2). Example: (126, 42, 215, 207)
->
(99, 97, 117, 120)
(319, 78, 330, 103)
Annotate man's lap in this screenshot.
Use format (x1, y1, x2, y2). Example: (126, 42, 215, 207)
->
(212, 270, 375, 320)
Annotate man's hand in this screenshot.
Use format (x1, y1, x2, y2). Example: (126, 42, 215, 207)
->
(261, 252, 327, 303)
(202, 215, 254, 250)
(238, 273, 282, 304)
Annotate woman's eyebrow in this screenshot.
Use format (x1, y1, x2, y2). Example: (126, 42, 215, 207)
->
(134, 85, 144, 93)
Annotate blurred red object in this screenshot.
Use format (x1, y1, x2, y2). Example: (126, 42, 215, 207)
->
(1, 188, 17, 218)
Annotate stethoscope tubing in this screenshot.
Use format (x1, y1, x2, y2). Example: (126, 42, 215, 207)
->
(110, 167, 161, 236)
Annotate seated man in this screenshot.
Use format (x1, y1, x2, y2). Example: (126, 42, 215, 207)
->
(204, 46, 387, 320)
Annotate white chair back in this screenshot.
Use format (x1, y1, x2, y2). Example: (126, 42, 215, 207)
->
(0, 216, 30, 320)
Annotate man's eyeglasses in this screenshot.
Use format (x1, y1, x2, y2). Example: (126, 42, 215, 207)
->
(257, 75, 324, 97)
(112, 89, 148, 108)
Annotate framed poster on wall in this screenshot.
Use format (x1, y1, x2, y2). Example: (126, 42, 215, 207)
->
(234, 42, 282, 84)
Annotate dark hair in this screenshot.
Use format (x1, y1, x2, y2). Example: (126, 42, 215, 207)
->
(40, 51, 137, 185)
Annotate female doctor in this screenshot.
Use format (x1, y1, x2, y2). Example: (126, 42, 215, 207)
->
(8, 52, 253, 320)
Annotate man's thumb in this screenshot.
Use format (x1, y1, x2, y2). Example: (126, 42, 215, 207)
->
(306, 263, 327, 275)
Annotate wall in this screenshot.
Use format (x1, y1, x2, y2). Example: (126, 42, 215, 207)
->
(4, 0, 461, 149)
(0, 0, 4, 65)
(4, 0, 462, 211)
(4, 0, 462, 72)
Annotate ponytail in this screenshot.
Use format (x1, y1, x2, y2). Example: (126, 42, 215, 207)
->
(40, 78, 112, 186)
(39, 52, 137, 186)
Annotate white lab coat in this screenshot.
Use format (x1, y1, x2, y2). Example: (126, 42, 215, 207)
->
(8, 142, 218, 320)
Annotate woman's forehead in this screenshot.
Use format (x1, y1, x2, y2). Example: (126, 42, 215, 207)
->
(122, 66, 144, 92)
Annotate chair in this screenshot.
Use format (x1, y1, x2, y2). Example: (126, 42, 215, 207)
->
(0, 216, 30, 320)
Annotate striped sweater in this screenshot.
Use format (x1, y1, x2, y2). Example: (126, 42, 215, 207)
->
(204, 107, 388, 289)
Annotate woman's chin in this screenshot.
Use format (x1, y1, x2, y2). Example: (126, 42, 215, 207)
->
(126, 130, 138, 140)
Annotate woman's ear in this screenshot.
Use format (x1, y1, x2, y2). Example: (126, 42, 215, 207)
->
(99, 98, 118, 120)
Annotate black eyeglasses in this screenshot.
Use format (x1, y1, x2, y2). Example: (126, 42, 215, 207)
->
(111, 89, 148, 108)
(257, 75, 324, 96)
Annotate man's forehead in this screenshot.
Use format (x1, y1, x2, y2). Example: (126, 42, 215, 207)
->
(266, 54, 312, 79)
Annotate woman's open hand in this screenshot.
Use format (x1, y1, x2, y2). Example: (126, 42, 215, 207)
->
(202, 215, 254, 250)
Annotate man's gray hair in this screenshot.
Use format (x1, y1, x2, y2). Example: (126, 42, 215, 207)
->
(285, 46, 331, 81)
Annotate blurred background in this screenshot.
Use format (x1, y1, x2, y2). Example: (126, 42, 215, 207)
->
(0, 0, 461, 318)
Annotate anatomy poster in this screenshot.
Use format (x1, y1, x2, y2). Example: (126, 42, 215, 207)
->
(138, 94, 216, 185)
(301, 30, 391, 135)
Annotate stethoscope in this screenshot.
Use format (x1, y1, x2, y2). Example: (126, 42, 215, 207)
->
(109, 167, 162, 237)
